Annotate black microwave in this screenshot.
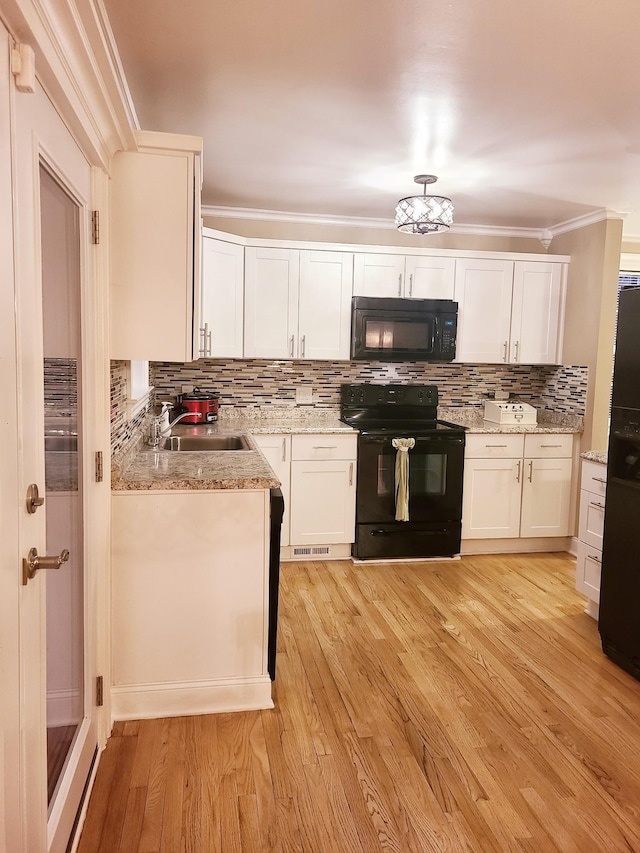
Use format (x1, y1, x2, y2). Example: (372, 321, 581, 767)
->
(350, 296, 458, 362)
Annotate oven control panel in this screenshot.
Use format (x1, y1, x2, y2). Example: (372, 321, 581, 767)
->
(341, 383, 438, 407)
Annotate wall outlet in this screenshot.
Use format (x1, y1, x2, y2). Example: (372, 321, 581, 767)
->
(181, 384, 194, 394)
(296, 386, 313, 404)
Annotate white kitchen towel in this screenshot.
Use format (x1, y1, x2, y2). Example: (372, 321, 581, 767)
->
(392, 437, 415, 521)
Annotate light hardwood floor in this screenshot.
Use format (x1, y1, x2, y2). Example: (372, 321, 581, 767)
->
(78, 553, 640, 852)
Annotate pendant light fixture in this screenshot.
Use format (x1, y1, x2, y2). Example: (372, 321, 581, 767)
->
(395, 174, 454, 234)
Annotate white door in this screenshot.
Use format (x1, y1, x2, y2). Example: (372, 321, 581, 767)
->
(290, 460, 356, 545)
(454, 259, 514, 362)
(510, 262, 563, 364)
(405, 256, 456, 299)
(298, 250, 353, 360)
(353, 252, 406, 297)
(244, 247, 299, 358)
(13, 80, 99, 853)
(520, 457, 572, 537)
(461, 458, 522, 539)
(201, 235, 245, 358)
(252, 434, 292, 547)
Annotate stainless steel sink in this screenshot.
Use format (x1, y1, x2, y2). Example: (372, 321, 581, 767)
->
(162, 434, 252, 451)
(45, 435, 78, 452)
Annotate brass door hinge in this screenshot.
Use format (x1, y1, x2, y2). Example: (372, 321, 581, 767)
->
(96, 675, 104, 707)
(95, 451, 103, 483)
(91, 210, 100, 245)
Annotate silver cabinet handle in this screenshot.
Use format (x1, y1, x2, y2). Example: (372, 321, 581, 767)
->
(586, 554, 602, 565)
(289, 335, 295, 357)
(485, 444, 508, 448)
(313, 445, 337, 450)
(528, 460, 533, 482)
(349, 462, 353, 485)
(282, 437, 287, 462)
(541, 444, 562, 448)
(23, 546, 69, 586)
(589, 501, 605, 509)
(301, 335, 306, 358)
(593, 477, 607, 483)
(503, 341, 508, 362)
(409, 273, 413, 297)
(398, 274, 402, 297)
(513, 340, 519, 362)
(516, 460, 521, 483)
(199, 323, 211, 357)
(207, 326, 212, 357)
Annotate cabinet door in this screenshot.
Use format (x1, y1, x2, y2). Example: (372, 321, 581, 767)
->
(353, 253, 406, 297)
(454, 259, 514, 362)
(510, 262, 564, 364)
(520, 457, 572, 537)
(462, 458, 522, 539)
(201, 236, 244, 358)
(251, 434, 291, 547)
(298, 250, 353, 360)
(576, 540, 602, 602)
(290, 460, 356, 545)
(405, 256, 455, 299)
(111, 144, 200, 362)
(578, 489, 606, 549)
(244, 248, 299, 358)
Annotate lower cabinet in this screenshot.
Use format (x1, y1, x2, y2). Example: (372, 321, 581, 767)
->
(111, 489, 273, 719)
(462, 432, 573, 543)
(252, 431, 357, 557)
(576, 457, 607, 618)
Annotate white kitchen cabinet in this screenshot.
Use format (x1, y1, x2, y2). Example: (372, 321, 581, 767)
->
(251, 433, 291, 547)
(463, 432, 573, 540)
(290, 434, 357, 547)
(200, 231, 244, 358)
(244, 248, 352, 360)
(576, 458, 607, 617)
(454, 259, 565, 364)
(111, 488, 273, 719)
(110, 130, 202, 362)
(353, 252, 455, 299)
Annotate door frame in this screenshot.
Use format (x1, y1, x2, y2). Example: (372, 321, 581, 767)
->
(2, 41, 112, 853)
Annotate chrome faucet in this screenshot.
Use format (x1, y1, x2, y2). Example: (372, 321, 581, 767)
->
(148, 407, 203, 447)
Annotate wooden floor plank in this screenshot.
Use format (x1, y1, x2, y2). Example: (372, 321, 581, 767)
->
(78, 553, 640, 852)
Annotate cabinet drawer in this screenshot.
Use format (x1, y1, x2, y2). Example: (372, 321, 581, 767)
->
(581, 459, 607, 498)
(578, 488, 605, 549)
(465, 433, 524, 459)
(576, 540, 602, 602)
(291, 433, 357, 461)
(524, 433, 573, 458)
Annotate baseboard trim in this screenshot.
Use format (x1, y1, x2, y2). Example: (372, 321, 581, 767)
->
(460, 536, 572, 555)
(111, 676, 274, 721)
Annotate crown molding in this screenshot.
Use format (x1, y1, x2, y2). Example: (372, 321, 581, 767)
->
(546, 209, 626, 238)
(201, 204, 555, 241)
(1, 0, 137, 169)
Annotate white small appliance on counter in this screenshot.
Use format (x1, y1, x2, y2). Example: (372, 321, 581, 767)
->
(484, 401, 537, 425)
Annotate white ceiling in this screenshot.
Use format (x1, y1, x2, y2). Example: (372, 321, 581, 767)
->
(102, 0, 640, 239)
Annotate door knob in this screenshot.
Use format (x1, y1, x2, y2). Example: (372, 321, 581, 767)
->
(22, 546, 69, 585)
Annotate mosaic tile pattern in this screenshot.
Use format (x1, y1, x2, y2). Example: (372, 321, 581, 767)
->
(44, 358, 77, 417)
(110, 360, 152, 457)
(111, 359, 588, 454)
(150, 359, 588, 414)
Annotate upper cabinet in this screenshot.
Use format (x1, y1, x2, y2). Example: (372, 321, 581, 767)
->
(201, 232, 244, 358)
(454, 258, 565, 364)
(110, 130, 202, 362)
(244, 247, 353, 360)
(353, 253, 455, 299)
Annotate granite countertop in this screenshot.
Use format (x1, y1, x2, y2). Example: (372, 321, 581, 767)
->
(439, 406, 583, 435)
(580, 450, 608, 465)
(112, 406, 584, 492)
(112, 409, 356, 492)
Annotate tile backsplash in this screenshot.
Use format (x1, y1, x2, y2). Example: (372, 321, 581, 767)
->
(150, 359, 587, 412)
(110, 358, 587, 455)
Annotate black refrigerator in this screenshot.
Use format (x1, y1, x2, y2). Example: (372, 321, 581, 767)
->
(599, 286, 640, 680)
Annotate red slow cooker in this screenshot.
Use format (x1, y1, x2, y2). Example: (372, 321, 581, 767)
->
(176, 388, 219, 424)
